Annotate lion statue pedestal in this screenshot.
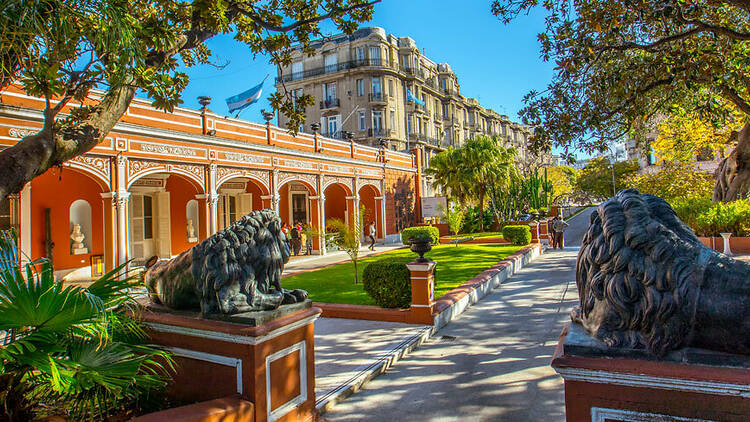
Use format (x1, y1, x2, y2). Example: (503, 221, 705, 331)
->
(138, 210, 319, 422)
(553, 190, 750, 421)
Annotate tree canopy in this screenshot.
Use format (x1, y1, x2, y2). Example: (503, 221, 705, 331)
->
(624, 160, 714, 200)
(575, 157, 638, 201)
(0, 0, 378, 199)
(492, 0, 750, 201)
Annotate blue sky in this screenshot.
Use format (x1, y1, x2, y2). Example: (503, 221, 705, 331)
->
(176, 0, 557, 146)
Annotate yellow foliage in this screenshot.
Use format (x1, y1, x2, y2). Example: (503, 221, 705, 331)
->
(653, 107, 742, 163)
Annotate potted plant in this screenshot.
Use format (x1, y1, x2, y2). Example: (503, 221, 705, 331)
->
(409, 236, 433, 262)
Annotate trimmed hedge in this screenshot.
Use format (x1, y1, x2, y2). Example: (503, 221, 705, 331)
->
(362, 258, 412, 308)
(401, 226, 440, 245)
(502, 225, 532, 245)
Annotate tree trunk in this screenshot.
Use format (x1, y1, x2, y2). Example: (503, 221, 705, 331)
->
(714, 122, 750, 202)
(0, 83, 136, 200)
(478, 187, 485, 232)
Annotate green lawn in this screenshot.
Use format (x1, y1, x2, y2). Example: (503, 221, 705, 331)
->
(446, 231, 503, 240)
(281, 244, 523, 306)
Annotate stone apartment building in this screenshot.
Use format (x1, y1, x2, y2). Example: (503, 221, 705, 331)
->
(275, 27, 554, 196)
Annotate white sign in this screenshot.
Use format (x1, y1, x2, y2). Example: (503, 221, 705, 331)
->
(421, 196, 448, 219)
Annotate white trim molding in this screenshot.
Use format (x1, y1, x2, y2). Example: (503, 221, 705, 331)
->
(266, 340, 308, 422)
(145, 313, 320, 346)
(555, 367, 750, 398)
(166, 347, 243, 395)
(591, 407, 716, 422)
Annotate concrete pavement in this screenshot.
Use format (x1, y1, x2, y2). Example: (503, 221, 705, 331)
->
(322, 248, 580, 422)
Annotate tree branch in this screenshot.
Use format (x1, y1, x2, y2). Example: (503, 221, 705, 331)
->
(720, 84, 750, 115)
(236, 0, 380, 33)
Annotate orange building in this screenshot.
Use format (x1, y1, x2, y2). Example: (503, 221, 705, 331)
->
(0, 85, 420, 281)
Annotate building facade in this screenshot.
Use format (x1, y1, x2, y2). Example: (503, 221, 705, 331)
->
(275, 27, 553, 196)
(0, 84, 420, 281)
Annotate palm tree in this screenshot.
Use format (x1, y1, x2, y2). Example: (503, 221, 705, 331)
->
(459, 135, 517, 230)
(424, 147, 470, 203)
(0, 230, 172, 421)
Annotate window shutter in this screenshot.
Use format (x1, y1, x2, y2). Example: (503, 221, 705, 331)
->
(154, 192, 171, 258)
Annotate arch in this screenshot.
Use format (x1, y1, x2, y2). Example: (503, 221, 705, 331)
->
(358, 184, 382, 238)
(357, 180, 381, 196)
(324, 183, 350, 225)
(322, 179, 353, 196)
(127, 162, 205, 191)
(63, 158, 110, 191)
(216, 171, 270, 194)
(277, 178, 318, 196)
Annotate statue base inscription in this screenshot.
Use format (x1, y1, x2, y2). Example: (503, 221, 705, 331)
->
(551, 323, 750, 422)
(139, 299, 321, 422)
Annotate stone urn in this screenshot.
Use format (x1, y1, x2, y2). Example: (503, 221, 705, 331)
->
(409, 237, 433, 263)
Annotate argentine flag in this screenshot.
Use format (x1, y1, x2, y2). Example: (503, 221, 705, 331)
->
(226, 79, 265, 115)
(406, 88, 425, 106)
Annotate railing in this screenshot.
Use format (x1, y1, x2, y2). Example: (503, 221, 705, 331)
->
(368, 92, 385, 102)
(408, 132, 446, 147)
(319, 98, 340, 109)
(400, 66, 426, 79)
(276, 59, 393, 83)
(368, 128, 391, 137)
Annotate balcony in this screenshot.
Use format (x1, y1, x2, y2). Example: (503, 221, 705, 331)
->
(368, 92, 386, 104)
(276, 59, 393, 83)
(368, 128, 392, 137)
(409, 133, 447, 148)
(400, 66, 426, 79)
(319, 98, 340, 109)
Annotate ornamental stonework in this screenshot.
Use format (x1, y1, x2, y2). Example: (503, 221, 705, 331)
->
(357, 178, 381, 193)
(8, 128, 38, 138)
(323, 175, 354, 192)
(278, 171, 318, 190)
(216, 166, 270, 190)
(279, 159, 317, 171)
(69, 154, 110, 182)
(174, 164, 205, 184)
(221, 151, 269, 165)
(128, 160, 163, 178)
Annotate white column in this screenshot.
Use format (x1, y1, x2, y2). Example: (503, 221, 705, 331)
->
(272, 169, 280, 215)
(317, 174, 326, 256)
(376, 195, 387, 241)
(113, 192, 130, 267)
(208, 164, 218, 234)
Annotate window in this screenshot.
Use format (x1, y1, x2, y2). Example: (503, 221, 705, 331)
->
(291, 88, 303, 107)
(143, 195, 153, 239)
(369, 46, 381, 65)
(355, 47, 365, 63)
(442, 103, 449, 118)
(371, 77, 382, 96)
(390, 110, 396, 130)
(356, 79, 364, 96)
(328, 116, 338, 136)
(416, 117, 422, 134)
(388, 79, 394, 97)
(291, 62, 303, 80)
(358, 111, 366, 131)
(372, 111, 383, 130)
(323, 82, 337, 101)
(218, 195, 237, 230)
(440, 79, 446, 90)
(324, 53, 338, 72)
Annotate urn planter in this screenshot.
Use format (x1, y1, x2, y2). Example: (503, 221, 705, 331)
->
(409, 237, 433, 263)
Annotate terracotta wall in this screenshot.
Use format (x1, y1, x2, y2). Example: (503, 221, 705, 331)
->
(324, 184, 348, 225)
(166, 175, 202, 256)
(383, 169, 416, 235)
(31, 168, 105, 270)
(246, 181, 265, 211)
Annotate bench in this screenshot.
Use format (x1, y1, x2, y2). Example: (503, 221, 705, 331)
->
(448, 236, 475, 246)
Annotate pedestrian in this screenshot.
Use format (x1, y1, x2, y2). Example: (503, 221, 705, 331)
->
(552, 216, 569, 250)
(367, 221, 376, 251)
(281, 223, 291, 251)
(304, 222, 313, 255)
(290, 223, 301, 256)
(548, 217, 557, 248)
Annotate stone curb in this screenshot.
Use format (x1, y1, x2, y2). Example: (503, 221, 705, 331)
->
(315, 324, 433, 414)
(315, 243, 544, 415)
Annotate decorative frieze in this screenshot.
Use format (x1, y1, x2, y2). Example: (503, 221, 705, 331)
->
(279, 159, 317, 171)
(357, 178, 381, 193)
(220, 151, 269, 165)
(8, 128, 38, 138)
(323, 175, 354, 192)
(325, 164, 352, 174)
(278, 171, 318, 191)
(138, 141, 204, 158)
(215, 166, 270, 190)
(128, 159, 205, 186)
(68, 154, 111, 184)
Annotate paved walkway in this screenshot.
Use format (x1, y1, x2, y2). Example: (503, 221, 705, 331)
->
(283, 244, 405, 276)
(320, 210, 594, 421)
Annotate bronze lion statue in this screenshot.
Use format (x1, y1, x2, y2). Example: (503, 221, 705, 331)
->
(144, 209, 307, 315)
(573, 189, 750, 357)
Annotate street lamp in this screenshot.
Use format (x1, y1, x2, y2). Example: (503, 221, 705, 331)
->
(310, 122, 320, 134)
(261, 109, 274, 124)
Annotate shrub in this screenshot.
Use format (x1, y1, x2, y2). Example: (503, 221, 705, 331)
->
(502, 225, 532, 245)
(669, 198, 750, 237)
(362, 258, 412, 308)
(401, 226, 439, 245)
(461, 206, 494, 233)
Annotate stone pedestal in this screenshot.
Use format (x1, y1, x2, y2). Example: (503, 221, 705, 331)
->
(406, 261, 436, 325)
(721, 232, 734, 256)
(140, 300, 321, 422)
(552, 323, 750, 422)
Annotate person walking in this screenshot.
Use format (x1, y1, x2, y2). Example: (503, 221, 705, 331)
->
(552, 216, 569, 250)
(367, 221, 376, 251)
(548, 217, 557, 248)
(290, 223, 301, 256)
